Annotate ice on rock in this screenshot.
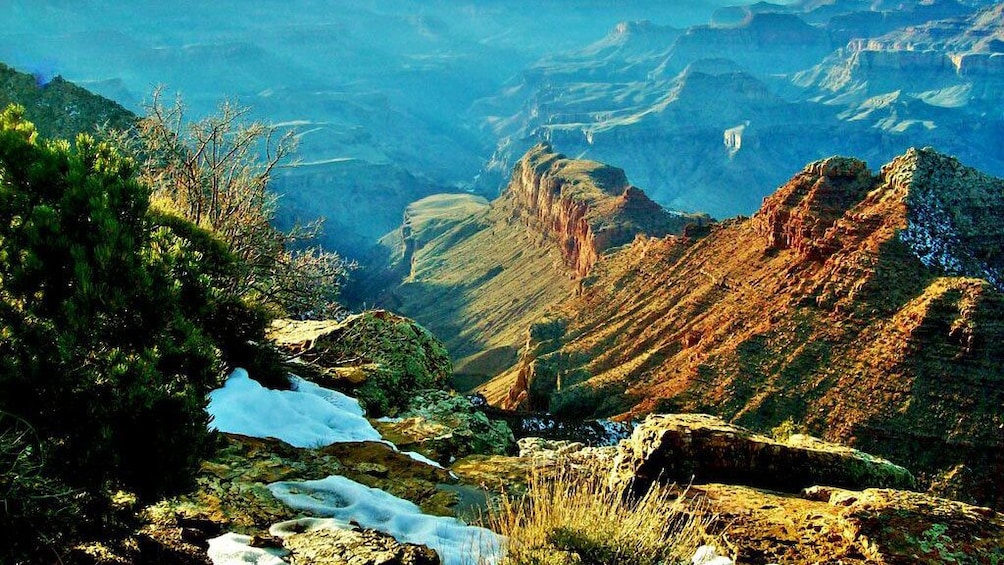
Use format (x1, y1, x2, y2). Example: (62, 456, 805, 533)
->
(206, 368, 382, 448)
(269, 475, 502, 565)
(207, 371, 500, 565)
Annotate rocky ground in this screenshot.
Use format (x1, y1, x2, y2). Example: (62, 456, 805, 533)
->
(65, 310, 1004, 565)
(58, 311, 999, 561)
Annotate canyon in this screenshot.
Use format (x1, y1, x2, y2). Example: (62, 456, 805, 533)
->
(475, 0, 1004, 220)
(371, 143, 1004, 511)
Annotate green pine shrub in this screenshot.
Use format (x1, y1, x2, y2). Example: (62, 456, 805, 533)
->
(0, 104, 280, 560)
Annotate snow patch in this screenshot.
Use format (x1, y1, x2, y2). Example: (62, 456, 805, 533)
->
(206, 369, 382, 448)
(268, 475, 502, 565)
(404, 450, 445, 469)
(692, 544, 735, 565)
(207, 532, 288, 565)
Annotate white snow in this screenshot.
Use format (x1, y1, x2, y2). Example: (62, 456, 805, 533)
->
(269, 475, 502, 565)
(206, 369, 382, 448)
(404, 450, 445, 469)
(206, 370, 500, 565)
(692, 545, 735, 565)
(207, 532, 288, 565)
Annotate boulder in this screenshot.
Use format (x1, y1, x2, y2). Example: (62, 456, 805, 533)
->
(275, 519, 440, 565)
(268, 311, 452, 416)
(609, 414, 915, 497)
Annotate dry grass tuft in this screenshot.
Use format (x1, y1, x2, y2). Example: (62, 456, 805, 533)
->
(484, 462, 714, 565)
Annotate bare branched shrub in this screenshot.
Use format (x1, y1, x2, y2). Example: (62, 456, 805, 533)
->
(128, 88, 352, 317)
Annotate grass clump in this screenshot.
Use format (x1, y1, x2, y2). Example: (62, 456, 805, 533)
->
(486, 463, 713, 565)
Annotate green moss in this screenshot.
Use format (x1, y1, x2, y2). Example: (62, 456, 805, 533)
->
(310, 311, 452, 416)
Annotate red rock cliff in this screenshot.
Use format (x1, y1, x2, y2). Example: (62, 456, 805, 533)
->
(501, 143, 702, 278)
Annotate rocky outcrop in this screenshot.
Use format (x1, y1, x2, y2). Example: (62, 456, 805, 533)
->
(277, 520, 440, 565)
(695, 483, 1004, 564)
(504, 316, 568, 410)
(268, 311, 452, 416)
(753, 156, 874, 260)
(374, 390, 515, 464)
(608, 414, 915, 497)
(453, 432, 1004, 565)
(480, 148, 1004, 509)
(504, 143, 698, 278)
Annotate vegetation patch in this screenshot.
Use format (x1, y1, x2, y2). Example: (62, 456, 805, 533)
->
(486, 462, 715, 565)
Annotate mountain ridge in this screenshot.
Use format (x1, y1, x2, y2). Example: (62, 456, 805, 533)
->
(483, 146, 1004, 508)
(359, 144, 704, 391)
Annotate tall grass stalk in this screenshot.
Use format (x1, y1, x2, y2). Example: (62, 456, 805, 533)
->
(485, 462, 712, 565)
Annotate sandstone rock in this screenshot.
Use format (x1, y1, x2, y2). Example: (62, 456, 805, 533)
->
(268, 311, 452, 416)
(505, 142, 705, 279)
(609, 414, 915, 497)
(695, 482, 1004, 564)
(753, 156, 874, 260)
(276, 520, 440, 565)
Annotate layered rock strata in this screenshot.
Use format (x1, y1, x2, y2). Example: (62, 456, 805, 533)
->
(364, 145, 702, 388)
(490, 148, 1004, 508)
(504, 142, 701, 278)
(608, 414, 915, 497)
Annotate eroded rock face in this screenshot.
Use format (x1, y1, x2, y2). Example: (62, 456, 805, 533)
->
(480, 147, 1004, 509)
(505, 143, 705, 278)
(753, 156, 874, 260)
(268, 311, 452, 416)
(608, 414, 915, 497)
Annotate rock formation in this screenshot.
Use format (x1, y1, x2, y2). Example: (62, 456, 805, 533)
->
(268, 311, 452, 416)
(489, 147, 1004, 509)
(373, 389, 516, 463)
(277, 522, 441, 565)
(608, 414, 915, 497)
(474, 1, 1004, 220)
(363, 145, 703, 389)
(500, 143, 701, 278)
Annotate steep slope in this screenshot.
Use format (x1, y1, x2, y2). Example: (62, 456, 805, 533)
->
(364, 144, 704, 390)
(0, 62, 134, 139)
(492, 148, 1004, 508)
